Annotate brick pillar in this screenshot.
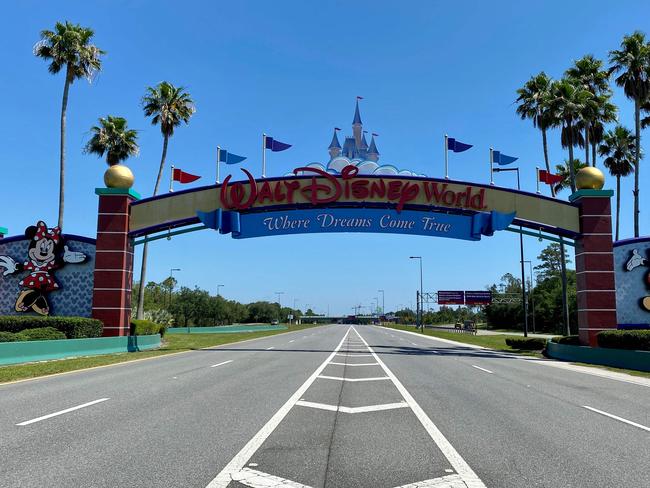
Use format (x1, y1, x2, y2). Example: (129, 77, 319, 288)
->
(92, 188, 140, 337)
(570, 189, 617, 346)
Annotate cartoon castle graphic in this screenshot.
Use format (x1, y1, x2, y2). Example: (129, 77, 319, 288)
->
(328, 100, 380, 163)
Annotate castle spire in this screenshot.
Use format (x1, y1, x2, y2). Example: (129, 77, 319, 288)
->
(352, 97, 363, 149)
(367, 134, 380, 162)
(328, 128, 341, 159)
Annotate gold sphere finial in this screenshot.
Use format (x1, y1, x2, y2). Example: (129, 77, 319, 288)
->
(576, 166, 605, 190)
(104, 164, 135, 189)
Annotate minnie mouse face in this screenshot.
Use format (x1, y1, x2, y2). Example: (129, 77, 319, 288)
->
(25, 221, 63, 264)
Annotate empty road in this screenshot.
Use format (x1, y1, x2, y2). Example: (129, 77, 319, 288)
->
(1, 324, 648, 488)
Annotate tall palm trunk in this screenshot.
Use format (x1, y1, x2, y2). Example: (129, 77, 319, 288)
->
(542, 127, 555, 198)
(136, 134, 170, 319)
(616, 175, 621, 241)
(567, 122, 577, 193)
(591, 141, 597, 167)
(58, 67, 72, 229)
(634, 99, 640, 237)
(584, 125, 590, 166)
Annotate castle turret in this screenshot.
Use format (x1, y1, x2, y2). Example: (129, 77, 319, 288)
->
(328, 129, 341, 159)
(352, 99, 363, 149)
(367, 135, 380, 162)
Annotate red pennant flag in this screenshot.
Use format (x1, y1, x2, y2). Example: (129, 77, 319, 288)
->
(173, 168, 201, 184)
(538, 169, 563, 185)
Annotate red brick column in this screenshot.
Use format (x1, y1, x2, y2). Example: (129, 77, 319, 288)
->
(92, 188, 140, 337)
(570, 189, 617, 346)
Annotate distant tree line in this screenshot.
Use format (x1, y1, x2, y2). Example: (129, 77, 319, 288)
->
(131, 281, 305, 327)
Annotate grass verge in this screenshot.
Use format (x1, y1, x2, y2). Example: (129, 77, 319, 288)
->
(0, 323, 323, 384)
(381, 324, 543, 356)
(381, 324, 650, 378)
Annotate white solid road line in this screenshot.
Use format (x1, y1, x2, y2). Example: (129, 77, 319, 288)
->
(317, 375, 390, 382)
(335, 353, 373, 357)
(265, 346, 275, 350)
(354, 327, 486, 488)
(328, 362, 379, 366)
(16, 398, 109, 426)
(206, 328, 352, 488)
(471, 365, 494, 374)
(289, 340, 295, 343)
(583, 406, 650, 432)
(210, 360, 234, 368)
(295, 400, 409, 414)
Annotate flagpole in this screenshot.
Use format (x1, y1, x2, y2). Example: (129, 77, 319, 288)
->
(444, 134, 449, 180)
(262, 133, 267, 178)
(489, 148, 494, 185)
(536, 166, 540, 194)
(169, 164, 175, 193)
(216, 146, 221, 184)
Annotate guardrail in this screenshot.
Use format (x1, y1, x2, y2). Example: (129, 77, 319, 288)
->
(425, 325, 477, 336)
(0, 334, 161, 366)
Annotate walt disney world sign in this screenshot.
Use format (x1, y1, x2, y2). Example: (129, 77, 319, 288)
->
(128, 165, 581, 240)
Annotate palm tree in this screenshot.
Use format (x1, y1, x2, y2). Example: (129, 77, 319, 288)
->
(516, 72, 556, 195)
(609, 31, 650, 238)
(34, 21, 105, 229)
(549, 78, 595, 192)
(553, 158, 588, 195)
(84, 116, 139, 165)
(599, 126, 636, 241)
(566, 55, 613, 166)
(136, 82, 195, 319)
(589, 98, 618, 166)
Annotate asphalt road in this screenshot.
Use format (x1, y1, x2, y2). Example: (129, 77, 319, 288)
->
(0, 324, 648, 488)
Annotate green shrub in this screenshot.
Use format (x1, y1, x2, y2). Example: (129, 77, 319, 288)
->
(551, 335, 581, 345)
(597, 330, 650, 351)
(505, 337, 547, 350)
(0, 316, 102, 339)
(0, 331, 20, 342)
(15, 327, 66, 341)
(131, 319, 166, 337)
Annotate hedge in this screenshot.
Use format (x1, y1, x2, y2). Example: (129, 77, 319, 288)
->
(0, 327, 67, 342)
(131, 319, 167, 337)
(551, 335, 581, 345)
(0, 316, 102, 339)
(597, 330, 650, 351)
(505, 337, 547, 350)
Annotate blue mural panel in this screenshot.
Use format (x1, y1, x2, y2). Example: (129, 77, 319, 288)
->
(613, 238, 650, 327)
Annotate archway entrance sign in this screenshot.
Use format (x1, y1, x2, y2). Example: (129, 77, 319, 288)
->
(91, 165, 616, 346)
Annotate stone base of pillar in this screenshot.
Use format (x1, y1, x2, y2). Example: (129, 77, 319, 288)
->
(570, 189, 617, 346)
(92, 188, 140, 337)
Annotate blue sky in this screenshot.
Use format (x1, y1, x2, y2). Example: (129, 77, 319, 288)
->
(1, 1, 648, 315)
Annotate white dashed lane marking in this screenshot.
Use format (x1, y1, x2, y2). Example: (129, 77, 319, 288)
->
(583, 406, 650, 432)
(16, 398, 109, 426)
(471, 365, 493, 374)
(265, 346, 275, 350)
(210, 360, 233, 368)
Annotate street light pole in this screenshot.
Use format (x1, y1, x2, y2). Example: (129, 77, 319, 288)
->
(275, 291, 284, 323)
(493, 167, 528, 337)
(378, 289, 385, 317)
(217, 284, 224, 296)
(409, 257, 423, 332)
(524, 261, 536, 333)
(169, 268, 180, 311)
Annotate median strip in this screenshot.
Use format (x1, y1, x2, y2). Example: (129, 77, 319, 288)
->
(16, 398, 109, 426)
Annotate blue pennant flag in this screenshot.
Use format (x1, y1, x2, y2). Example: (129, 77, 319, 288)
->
(491, 150, 518, 166)
(219, 149, 247, 165)
(265, 136, 292, 152)
(447, 137, 473, 153)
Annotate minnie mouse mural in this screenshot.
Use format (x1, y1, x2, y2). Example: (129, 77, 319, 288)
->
(0, 221, 86, 315)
